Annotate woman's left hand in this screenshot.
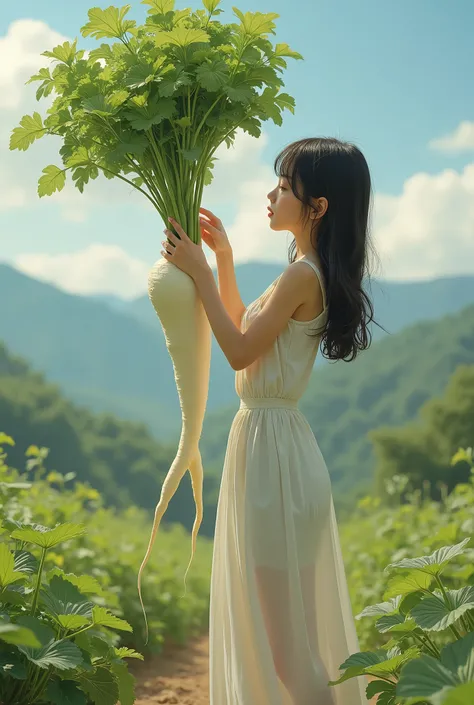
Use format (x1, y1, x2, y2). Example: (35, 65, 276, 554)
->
(161, 216, 211, 280)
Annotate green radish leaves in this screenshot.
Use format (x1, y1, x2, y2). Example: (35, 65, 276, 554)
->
(10, 0, 303, 242)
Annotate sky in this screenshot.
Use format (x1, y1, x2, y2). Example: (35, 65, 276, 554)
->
(0, 0, 473, 299)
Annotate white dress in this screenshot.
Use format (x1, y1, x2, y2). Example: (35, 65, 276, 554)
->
(209, 257, 368, 705)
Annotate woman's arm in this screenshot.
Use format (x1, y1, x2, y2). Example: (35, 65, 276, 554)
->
(215, 249, 246, 329)
(194, 262, 314, 371)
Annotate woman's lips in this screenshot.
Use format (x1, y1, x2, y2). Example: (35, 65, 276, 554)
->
(267, 207, 274, 217)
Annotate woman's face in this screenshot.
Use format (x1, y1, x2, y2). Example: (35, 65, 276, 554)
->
(266, 175, 304, 234)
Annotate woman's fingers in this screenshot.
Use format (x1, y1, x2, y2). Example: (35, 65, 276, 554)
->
(199, 206, 222, 227)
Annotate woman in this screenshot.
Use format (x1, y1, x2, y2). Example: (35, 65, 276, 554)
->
(161, 137, 380, 704)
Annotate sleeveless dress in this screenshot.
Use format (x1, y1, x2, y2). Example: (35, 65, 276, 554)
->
(209, 257, 368, 705)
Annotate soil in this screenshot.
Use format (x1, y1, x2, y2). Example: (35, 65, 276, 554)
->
(130, 632, 379, 704)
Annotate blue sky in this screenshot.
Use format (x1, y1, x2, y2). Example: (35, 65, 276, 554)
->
(0, 0, 473, 297)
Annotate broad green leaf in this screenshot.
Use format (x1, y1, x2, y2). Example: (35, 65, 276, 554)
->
(0, 651, 27, 680)
(72, 165, 99, 193)
(78, 667, 119, 705)
(13, 550, 37, 574)
(124, 63, 156, 89)
(114, 646, 144, 660)
(108, 134, 149, 160)
(9, 112, 46, 151)
(155, 26, 209, 48)
(16, 616, 55, 646)
(411, 587, 474, 632)
(356, 596, 402, 619)
(19, 637, 83, 670)
(274, 92, 296, 114)
(224, 83, 254, 104)
(0, 622, 41, 648)
(47, 569, 103, 596)
(82, 95, 119, 116)
(376, 614, 417, 635)
(232, 8, 279, 37)
(124, 95, 176, 131)
(440, 632, 474, 679)
(274, 42, 303, 61)
(92, 606, 132, 632)
(396, 655, 459, 699)
(384, 569, 433, 599)
(58, 614, 91, 630)
(442, 682, 474, 705)
(42, 40, 79, 66)
(81, 6, 136, 40)
(46, 679, 87, 705)
(158, 71, 193, 97)
(11, 522, 86, 549)
(195, 59, 229, 91)
(142, 0, 175, 13)
(38, 165, 67, 197)
(328, 648, 389, 685)
(111, 661, 135, 705)
(66, 146, 91, 169)
(203, 0, 221, 12)
(366, 680, 396, 700)
(385, 538, 471, 576)
(40, 575, 93, 621)
(0, 543, 26, 588)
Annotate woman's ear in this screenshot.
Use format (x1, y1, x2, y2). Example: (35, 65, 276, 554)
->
(310, 197, 328, 220)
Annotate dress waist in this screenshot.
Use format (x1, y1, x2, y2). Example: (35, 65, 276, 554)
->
(239, 397, 299, 411)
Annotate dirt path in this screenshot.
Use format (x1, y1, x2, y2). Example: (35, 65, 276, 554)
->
(131, 633, 379, 704)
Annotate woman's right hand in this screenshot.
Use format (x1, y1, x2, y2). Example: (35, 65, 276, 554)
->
(199, 207, 232, 255)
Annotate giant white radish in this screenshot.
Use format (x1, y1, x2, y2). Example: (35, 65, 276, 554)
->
(10, 0, 302, 643)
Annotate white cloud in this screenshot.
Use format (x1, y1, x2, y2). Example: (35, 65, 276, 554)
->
(202, 130, 292, 267)
(14, 244, 152, 299)
(429, 121, 474, 153)
(373, 162, 474, 280)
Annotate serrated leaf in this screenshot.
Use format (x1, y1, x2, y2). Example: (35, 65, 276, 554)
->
(82, 94, 119, 116)
(142, 0, 175, 13)
(46, 679, 87, 705)
(114, 647, 144, 660)
(232, 8, 279, 37)
(78, 667, 119, 705)
(16, 616, 55, 646)
(57, 614, 91, 630)
(81, 6, 136, 40)
(108, 134, 149, 160)
(13, 550, 37, 574)
(124, 63, 156, 89)
(42, 39, 79, 66)
(38, 165, 67, 197)
(274, 92, 296, 114)
(92, 606, 132, 632)
(47, 569, 103, 596)
(385, 538, 471, 576)
(11, 523, 86, 549)
(0, 622, 41, 648)
(195, 59, 229, 91)
(0, 543, 26, 588)
(383, 569, 433, 599)
(155, 26, 209, 48)
(40, 575, 93, 622)
(274, 42, 303, 61)
(111, 661, 135, 705)
(411, 587, 474, 632)
(124, 95, 176, 131)
(203, 0, 221, 11)
(9, 112, 46, 151)
(19, 638, 83, 670)
(396, 654, 459, 699)
(224, 83, 254, 104)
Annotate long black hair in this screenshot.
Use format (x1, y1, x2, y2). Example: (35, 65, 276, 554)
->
(274, 137, 386, 362)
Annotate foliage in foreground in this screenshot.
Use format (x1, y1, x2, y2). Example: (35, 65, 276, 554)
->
(336, 447, 474, 704)
(0, 433, 213, 660)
